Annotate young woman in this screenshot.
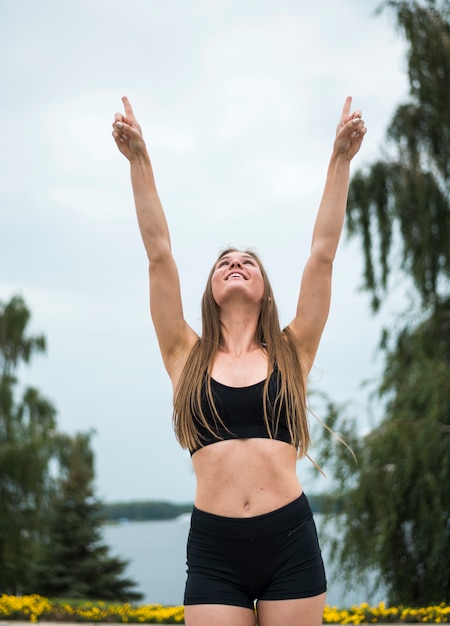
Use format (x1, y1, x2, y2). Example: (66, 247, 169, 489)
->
(112, 96, 366, 626)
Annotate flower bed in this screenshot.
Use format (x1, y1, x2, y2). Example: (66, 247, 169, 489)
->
(0, 595, 449, 624)
(322, 601, 450, 624)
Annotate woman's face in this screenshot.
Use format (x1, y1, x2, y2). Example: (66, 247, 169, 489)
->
(210, 250, 265, 308)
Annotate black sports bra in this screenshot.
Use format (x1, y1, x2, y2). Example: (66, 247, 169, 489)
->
(190, 368, 293, 455)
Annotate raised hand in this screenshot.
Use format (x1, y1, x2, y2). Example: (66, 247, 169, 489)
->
(112, 96, 147, 161)
(334, 96, 367, 161)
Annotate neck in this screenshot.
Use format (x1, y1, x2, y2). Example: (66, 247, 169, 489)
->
(218, 309, 260, 357)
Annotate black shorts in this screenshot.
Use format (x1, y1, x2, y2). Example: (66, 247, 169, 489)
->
(184, 493, 327, 609)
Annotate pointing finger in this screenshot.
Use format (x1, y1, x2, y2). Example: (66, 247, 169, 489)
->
(342, 96, 352, 118)
(122, 96, 135, 119)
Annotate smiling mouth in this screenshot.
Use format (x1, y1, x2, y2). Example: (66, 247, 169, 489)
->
(226, 272, 246, 280)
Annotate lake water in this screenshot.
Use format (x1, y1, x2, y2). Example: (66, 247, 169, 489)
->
(103, 514, 387, 608)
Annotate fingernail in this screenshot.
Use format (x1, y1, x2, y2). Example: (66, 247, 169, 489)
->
(352, 117, 361, 124)
(116, 121, 123, 129)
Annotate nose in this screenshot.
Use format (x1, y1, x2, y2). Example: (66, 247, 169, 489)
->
(230, 259, 242, 268)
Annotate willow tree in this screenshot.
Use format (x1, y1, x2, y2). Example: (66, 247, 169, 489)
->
(347, 0, 450, 311)
(0, 295, 55, 593)
(319, 0, 450, 606)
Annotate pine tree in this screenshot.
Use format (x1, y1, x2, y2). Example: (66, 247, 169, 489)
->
(32, 432, 143, 602)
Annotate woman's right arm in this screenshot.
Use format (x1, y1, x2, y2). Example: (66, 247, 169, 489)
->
(112, 97, 198, 382)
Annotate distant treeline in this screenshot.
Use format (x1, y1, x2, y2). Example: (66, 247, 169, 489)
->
(102, 500, 193, 522)
(102, 493, 341, 522)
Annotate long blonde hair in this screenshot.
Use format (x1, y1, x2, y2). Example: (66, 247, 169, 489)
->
(173, 248, 311, 457)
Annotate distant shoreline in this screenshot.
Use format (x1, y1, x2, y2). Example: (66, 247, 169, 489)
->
(101, 493, 341, 522)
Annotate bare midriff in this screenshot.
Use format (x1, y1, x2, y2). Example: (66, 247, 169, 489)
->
(191, 438, 303, 517)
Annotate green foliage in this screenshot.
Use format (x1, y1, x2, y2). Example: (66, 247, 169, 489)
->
(319, 0, 450, 607)
(0, 296, 56, 593)
(31, 432, 143, 602)
(319, 302, 450, 605)
(0, 294, 141, 601)
(0, 295, 46, 375)
(347, 0, 450, 311)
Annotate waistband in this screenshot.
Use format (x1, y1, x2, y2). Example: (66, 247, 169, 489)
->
(190, 492, 312, 540)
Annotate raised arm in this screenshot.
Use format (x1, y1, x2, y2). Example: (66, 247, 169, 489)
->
(288, 97, 367, 372)
(112, 97, 197, 383)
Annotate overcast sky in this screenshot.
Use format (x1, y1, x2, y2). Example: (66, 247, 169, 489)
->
(0, 0, 410, 503)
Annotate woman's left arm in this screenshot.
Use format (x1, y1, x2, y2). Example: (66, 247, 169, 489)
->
(288, 96, 367, 372)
